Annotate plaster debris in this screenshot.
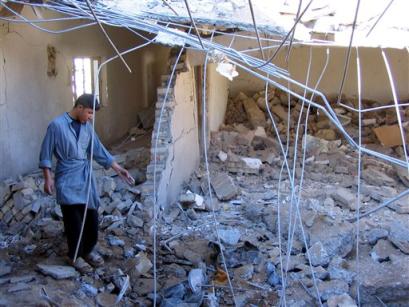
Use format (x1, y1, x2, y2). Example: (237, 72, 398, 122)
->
(216, 62, 239, 81)
(154, 30, 186, 47)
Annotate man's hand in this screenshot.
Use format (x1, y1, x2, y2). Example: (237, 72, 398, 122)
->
(112, 162, 135, 186)
(44, 177, 55, 195)
(42, 168, 55, 195)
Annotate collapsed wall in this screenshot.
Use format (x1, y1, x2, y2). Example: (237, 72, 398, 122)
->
(142, 50, 200, 209)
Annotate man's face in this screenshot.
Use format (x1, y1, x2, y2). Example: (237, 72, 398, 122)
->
(78, 106, 94, 123)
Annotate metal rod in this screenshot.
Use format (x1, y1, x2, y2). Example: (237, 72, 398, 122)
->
(248, 0, 265, 60)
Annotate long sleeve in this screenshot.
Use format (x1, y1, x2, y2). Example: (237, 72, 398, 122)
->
(89, 130, 114, 169)
(39, 123, 56, 169)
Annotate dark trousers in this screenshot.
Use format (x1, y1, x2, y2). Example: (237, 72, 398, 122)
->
(60, 204, 98, 260)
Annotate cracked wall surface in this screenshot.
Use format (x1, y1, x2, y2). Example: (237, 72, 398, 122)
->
(150, 61, 200, 208)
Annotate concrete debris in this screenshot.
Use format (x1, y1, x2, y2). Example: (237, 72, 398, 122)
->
(210, 173, 239, 201)
(217, 150, 228, 162)
(2, 85, 409, 305)
(370, 239, 399, 262)
(96, 292, 117, 307)
(36, 264, 79, 279)
(127, 215, 144, 228)
(366, 228, 388, 245)
(327, 293, 357, 307)
(303, 134, 341, 156)
(242, 97, 266, 129)
(218, 228, 241, 245)
(388, 222, 409, 254)
(318, 279, 349, 301)
(331, 188, 357, 211)
(362, 168, 395, 186)
(188, 268, 204, 293)
(308, 241, 330, 267)
(179, 191, 204, 210)
(134, 252, 153, 276)
(395, 165, 409, 187)
(234, 264, 254, 280)
(315, 128, 337, 141)
(309, 220, 354, 259)
(0, 261, 11, 277)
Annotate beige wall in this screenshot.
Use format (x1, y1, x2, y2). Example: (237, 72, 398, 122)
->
(0, 8, 169, 179)
(207, 63, 230, 132)
(157, 67, 200, 207)
(188, 32, 409, 104)
(230, 45, 409, 104)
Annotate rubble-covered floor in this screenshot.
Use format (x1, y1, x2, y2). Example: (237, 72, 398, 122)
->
(1, 87, 409, 306)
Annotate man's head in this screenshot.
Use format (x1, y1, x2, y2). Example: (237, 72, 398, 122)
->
(72, 94, 100, 123)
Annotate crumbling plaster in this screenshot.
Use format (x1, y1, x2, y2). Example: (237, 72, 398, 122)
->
(157, 66, 200, 208)
(0, 8, 169, 180)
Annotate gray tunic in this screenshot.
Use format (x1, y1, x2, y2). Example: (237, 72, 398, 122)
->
(39, 113, 114, 209)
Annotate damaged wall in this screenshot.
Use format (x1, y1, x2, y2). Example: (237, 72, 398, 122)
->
(156, 64, 200, 207)
(0, 8, 169, 180)
(188, 32, 409, 104)
(230, 45, 409, 104)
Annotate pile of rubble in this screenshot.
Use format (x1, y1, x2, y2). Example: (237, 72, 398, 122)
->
(225, 88, 409, 147)
(1, 87, 409, 306)
(0, 148, 157, 306)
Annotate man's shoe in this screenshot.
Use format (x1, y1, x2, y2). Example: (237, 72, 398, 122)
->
(84, 251, 104, 267)
(66, 257, 93, 274)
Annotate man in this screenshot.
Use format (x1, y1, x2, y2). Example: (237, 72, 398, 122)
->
(39, 94, 134, 271)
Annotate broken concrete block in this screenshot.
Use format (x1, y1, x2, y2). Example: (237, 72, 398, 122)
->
(354, 248, 409, 304)
(395, 165, 409, 187)
(217, 151, 228, 162)
(270, 105, 288, 122)
(240, 157, 262, 170)
(366, 228, 388, 245)
(242, 98, 266, 129)
(308, 241, 330, 267)
(211, 173, 238, 201)
(318, 280, 349, 301)
(13, 188, 35, 211)
(186, 208, 198, 220)
(370, 239, 399, 262)
(183, 249, 203, 265)
(327, 294, 357, 307)
(127, 215, 144, 228)
(36, 264, 79, 279)
(303, 135, 341, 156)
(219, 228, 241, 245)
(388, 223, 409, 254)
(254, 126, 267, 138)
(327, 257, 354, 284)
(135, 252, 152, 276)
(362, 168, 395, 186)
(234, 264, 254, 280)
(188, 268, 204, 293)
(107, 235, 125, 247)
(179, 191, 204, 210)
(388, 195, 409, 214)
(309, 221, 354, 258)
(330, 188, 357, 211)
(100, 176, 116, 197)
(315, 129, 337, 141)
